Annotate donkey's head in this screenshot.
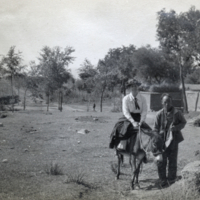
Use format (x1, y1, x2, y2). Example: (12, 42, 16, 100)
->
(150, 133, 164, 163)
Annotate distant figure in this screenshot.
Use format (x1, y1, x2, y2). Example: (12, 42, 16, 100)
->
(93, 103, 96, 111)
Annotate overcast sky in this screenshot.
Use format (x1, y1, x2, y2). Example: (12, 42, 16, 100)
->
(1, 0, 200, 78)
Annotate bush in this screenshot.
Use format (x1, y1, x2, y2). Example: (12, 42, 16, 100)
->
(194, 118, 200, 127)
(45, 162, 63, 175)
(110, 106, 121, 113)
(149, 84, 180, 93)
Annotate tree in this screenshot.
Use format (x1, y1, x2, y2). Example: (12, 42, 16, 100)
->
(21, 61, 42, 110)
(133, 46, 179, 84)
(0, 46, 24, 112)
(96, 59, 112, 112)
(38, 46, 75, 111)
(156, 7, 200, 113)
(78, 59, 97, 111)
(104, 45, 137, 95)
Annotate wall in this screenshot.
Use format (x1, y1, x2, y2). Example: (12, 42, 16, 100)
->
(186, 91, 200, 112)
(141, 92, 183, 112)
(142, 91, 200, 112)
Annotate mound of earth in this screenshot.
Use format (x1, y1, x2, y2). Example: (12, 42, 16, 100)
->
(75, 116, 109, 123)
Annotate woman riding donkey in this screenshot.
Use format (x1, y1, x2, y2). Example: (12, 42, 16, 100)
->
(109, 79, 151, 157)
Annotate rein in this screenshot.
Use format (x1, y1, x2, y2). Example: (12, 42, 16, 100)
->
(138, 126, 151, 155)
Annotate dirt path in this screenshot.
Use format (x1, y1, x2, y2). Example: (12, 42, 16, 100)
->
(0, 105, 199, 199)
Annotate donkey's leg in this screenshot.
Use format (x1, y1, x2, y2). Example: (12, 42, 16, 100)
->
(134, 151, 145, 189)
(130, 155, 137, 190)
(135, 161, 142, 189)
(121, 154, 124, 167)
(116, 152, 121, 180)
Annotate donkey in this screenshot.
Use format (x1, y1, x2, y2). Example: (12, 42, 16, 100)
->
(115, 127, 164, 190)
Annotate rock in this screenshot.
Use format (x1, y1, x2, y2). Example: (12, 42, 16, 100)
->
(24, 149, 29, 152)
(77, 129, 90, 134)
(181, 161, 200, 191)
(195, 150, 200, 156)
(93, 118, 98, 121)
(75, 117, 79, 120)
(2, 159, 8, 163)
(0, 114, 7, 118)
(77, 141, 81, 144)
(0, 123, 3, 127)
(45, 112, 52, 115)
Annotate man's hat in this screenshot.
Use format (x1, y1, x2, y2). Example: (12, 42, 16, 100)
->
(126, 79, 141, 88)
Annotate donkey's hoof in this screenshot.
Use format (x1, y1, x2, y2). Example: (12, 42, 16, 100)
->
(135, 184, 140, 190)
(130, 185, 134, 190)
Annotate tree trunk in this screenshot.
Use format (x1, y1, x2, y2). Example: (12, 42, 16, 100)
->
(195, 92, 199, 112)
(58, 90, 63, 112)
(18, 86, 20, 105)
(47, 89, 50, 112)
(180, 64, 188, 113)
(11, 73, 14, 112)
(100, 88, 105, 112)
(23, 89, 27, 110)
(87, 93, 90, 112)
(122, 80, 126, 96)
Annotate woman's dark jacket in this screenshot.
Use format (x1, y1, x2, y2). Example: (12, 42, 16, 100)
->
(109, 113, 151, 149)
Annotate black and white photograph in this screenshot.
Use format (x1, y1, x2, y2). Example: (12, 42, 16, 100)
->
(0, 0, 200, 199)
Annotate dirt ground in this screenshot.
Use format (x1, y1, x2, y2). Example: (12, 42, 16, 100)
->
(0, 102, 200, 200)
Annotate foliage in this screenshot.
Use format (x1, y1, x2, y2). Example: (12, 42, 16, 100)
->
(149, 84, 181, 92)
(36, 46, 75, 110)
(156, 7, 200, 112)
(0, 46, 24, 77)
(185, 68, 200, 84)
(102, 45, 137, 95)
(38, 46, 75, 92)
(0, 46, 25, 111)
(78, 59, 97, 93)
(134, 46, 179, 84)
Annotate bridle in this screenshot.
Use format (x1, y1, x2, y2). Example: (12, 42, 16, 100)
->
(138, 126, 151, 155)
(139, 126, 163, 157)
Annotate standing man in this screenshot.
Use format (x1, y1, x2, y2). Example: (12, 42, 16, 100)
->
(109, 79, 150, 150)
(93, 103, 96, 111)
(154, 93, 187, 187)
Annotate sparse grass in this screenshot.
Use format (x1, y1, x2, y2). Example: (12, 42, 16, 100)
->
(158, 181, 200, 200)
(64, 170, 96, 190)
(111, 163, 118, 175)
(45, 162, 64, 175)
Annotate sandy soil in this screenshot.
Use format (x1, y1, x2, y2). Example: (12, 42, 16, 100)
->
(0, 103, 199, 200)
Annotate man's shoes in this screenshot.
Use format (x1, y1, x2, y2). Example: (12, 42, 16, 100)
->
(168, 179, 176, 185)
(159, 180, 168, 188)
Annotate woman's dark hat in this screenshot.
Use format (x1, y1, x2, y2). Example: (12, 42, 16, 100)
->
(126, 79, 141, 88)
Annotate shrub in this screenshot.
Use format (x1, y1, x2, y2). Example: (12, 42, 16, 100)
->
(194, 118, 200, 127)
(149, 84, 180, 93)
(45, 162, 63, 175)
(64, 170, 96, 189)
